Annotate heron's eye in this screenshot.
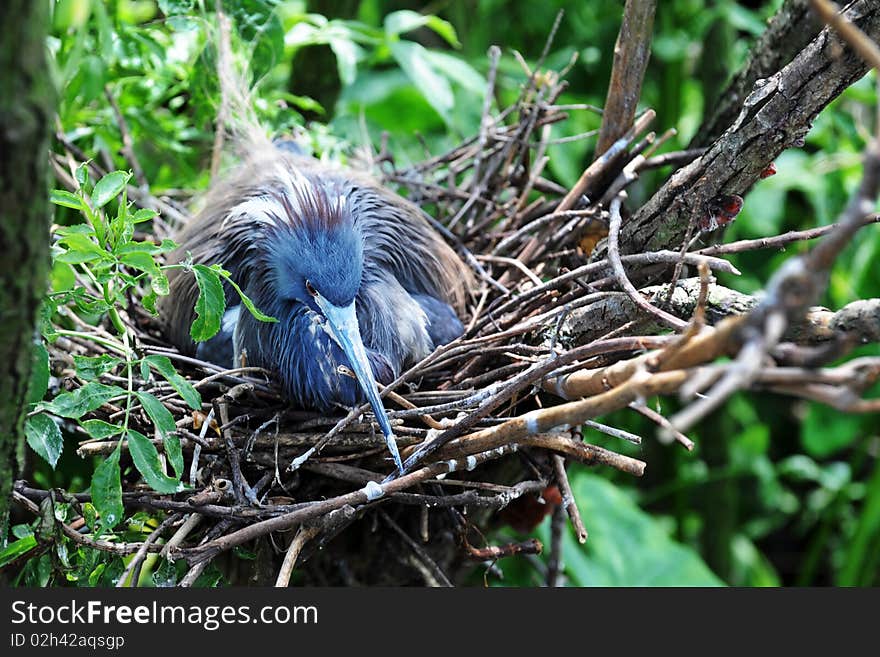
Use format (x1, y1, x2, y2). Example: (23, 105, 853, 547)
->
(305, 279, 318, 297)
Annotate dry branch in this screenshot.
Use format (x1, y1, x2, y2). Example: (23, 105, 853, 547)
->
(595, 0, 657, 156)
(691, 0, 822, 146)
(621, 0, 880, 256)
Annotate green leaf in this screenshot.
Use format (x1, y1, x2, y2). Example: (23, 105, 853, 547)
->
(24, 414, 64, 469)
(423, 51, 485, 93)
(91, 442, 124, 531)
(220, 269, 277, 323)
(50, 189, 86, 210)
(142, 289, 159, 315)
(72, 296, 111, 316)
(117, 241, 173, 256)
(118, 250, 161, 271)
(135, 392, 175, 435)
(75, 163, 89, 188)
(111, 190, 134, 247)
(27, 342, 50, 405)
(119, 250, 167, 296)
(384, 10, 429, 37)
(0, 536, 38, 568)
(383, 11, 460, 48)
(190, 264, 226, 341)
(127, 429, 184, 494)
(56, 232, 110, 264)
(91, 171, 131, 209)
(34, 554, 53, 586)
(88, 563, 106, 586)
(423, 15, 461, 48)
(73, 354, 121, 381)
(53, 223, 93, 237)
(11, 524, 33, 539)
(81, 419, 124, 439)
(389, 41, 453, 123)
(151, 272, 170, 296)
(132, 208, 158, 224)
(158, 0, 195, 17)
(51, 261, 76, 292)
(251, 13, 285, 81)
(135, 391, 183, 478)
(144, 355, 201, 410)
(838, 457, 880, 585)
(163, 433, 184, 479)
(730, 534, 781, 586)
(82, 503, 98, 531)
(329, 37, 361, 86)
(801, 402, 863, 458)
(151, 557, 179, 587)
(552, 473, 724, 586)
(40, 382, 125, 419)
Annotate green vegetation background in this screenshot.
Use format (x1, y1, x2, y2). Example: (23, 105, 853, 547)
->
(16, 0, 880, 586)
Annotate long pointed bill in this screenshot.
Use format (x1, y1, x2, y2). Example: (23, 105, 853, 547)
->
(316, 297, 403, 473)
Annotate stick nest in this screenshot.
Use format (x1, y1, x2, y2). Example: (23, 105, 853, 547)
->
(39, 40, 880, 586)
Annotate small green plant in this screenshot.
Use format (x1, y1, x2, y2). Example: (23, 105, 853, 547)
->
(20, 165, 272, 564)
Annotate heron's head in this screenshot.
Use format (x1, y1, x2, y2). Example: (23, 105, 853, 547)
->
(272, 221, 364, 312)
(256, 181, 401, 470)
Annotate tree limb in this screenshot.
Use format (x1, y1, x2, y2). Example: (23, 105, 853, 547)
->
(620, 0, 880, 256)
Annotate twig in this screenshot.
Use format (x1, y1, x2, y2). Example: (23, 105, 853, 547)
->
(177, 442, 528, 563)
(606, 195, 687, 330)
(545, 505, 566, 587)
(12, 492, 162, 557)
(669, 138, 880, 434)
(622, 0, 880, 255)
(695, 214, 880, 256)
(584, 419, 642, 445)
(464, 537, 543, 562)
(117, 513, 181, 587)
(557, 109, 655, 212)
(160, 513, 202, 560)
(631, 402, 694, 450)
(810, 0, 880, 70)
(552, 455, 587, 543)
(275, 525, 320, 587)
(381, 510, 453, 587)
(104, 85, 148, 188)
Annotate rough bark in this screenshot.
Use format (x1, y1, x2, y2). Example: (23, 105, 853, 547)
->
(594, 0, 656, 157)
(620, 0, 880, 257)
(0, 1, 53, 540)
(556, 277, 880, 348)
(690, 0, 823, 147)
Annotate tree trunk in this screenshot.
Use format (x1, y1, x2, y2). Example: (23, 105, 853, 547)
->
(0, 0, 53, 542)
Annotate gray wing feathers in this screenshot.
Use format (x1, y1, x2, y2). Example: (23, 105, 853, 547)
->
(159, 147, 473, 356)
(347, 181, 472, 315)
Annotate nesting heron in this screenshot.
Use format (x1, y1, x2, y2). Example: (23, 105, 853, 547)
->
(160, 142, 473, 473)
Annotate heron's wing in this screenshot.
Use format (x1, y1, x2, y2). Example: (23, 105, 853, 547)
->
(410, 293, 465, 347)
(159, 171, 276, 354)
(344, 179, 474, 315)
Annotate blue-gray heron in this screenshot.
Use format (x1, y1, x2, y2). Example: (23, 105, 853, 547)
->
(161, 143, 472, 473)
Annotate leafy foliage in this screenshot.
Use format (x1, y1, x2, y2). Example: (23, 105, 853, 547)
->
(8, 0, 879, 588)
(25, 159, 271, 562)
(552, 473, 723, 586)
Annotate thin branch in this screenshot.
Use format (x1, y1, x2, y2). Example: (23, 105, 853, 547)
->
(552, 455, 587, 543)
(595, 0, 657, 156)
(275, 525, 320, 587)
(607, 195, 687, 330)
